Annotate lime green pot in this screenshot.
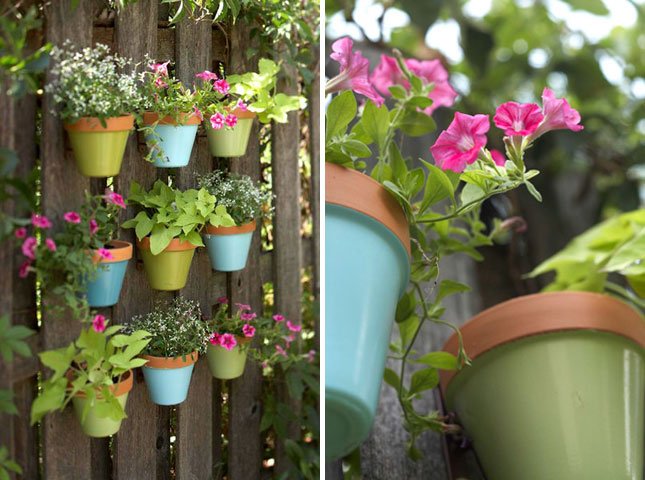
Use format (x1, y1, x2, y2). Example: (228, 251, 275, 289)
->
(206, 338, 250, 379)
(441, 292, 645, 480)
(64, 115, 134, 177)
(71, 370, 133, 438)
(204, 110, 255, 157)
(137, 237, 196, 291)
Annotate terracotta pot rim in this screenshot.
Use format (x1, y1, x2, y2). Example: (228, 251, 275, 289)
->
(142, 351, 198, 369)
(64, 115, 135, 132)
(205, 220, 256, 235)
(137, 236, 198, 253)
(92, 240, 133, 263)
(439, 291, 645, 391)
(69, 369, 133, 399)
(143, 111, 201, 126)
(326, 162, 411, 257)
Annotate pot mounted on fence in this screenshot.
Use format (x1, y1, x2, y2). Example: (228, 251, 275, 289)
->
(325, 162, 411, 461)
(203, 220, 255, 272)
(141, 352, 198, 405)
(204, 109, 256, 158)
(86, 240, 133, 308)
(206, 338, 250, 380)
(137, 237, 197, 291)
(64, 115, 134, 177)
(143, 112, 200, 168)
(440, 292, 645, 480)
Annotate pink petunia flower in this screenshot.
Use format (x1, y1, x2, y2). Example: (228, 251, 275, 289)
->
(275, 344, 287, 358)
(286, 320, 301, 333)
(63, 211, 81, 224)
(104, 189, 126, 209)
(209, 332, 222, 345)
(97, 248, 114, 260)
(193, 105, 204, 122)
(236, 100, 248, 111)
(531, 87, 584, 139)
(92, 314, 106, 333)
(326, 37, 384, 106)
(21, 237, 37, 260)
(235, 303, 252, 311)
(14, 227, 27, 239)
(371, 55, 458, 115)
(213, 79, 230, 95)
(494, 101, 543, 137)
(31, 213, 52, 229)
(219, 333, 237, 351)
(490, 149, 507, 167)
(216, 296, 228, 304)
(242, 324, 256, 338)
(284, 334, 295, 347)
(45, 238, 57, 252)
(149, 61, 169, 76)
(430, 112, 490, 173)
(18, 260, 31, 279)
(224, 114, 237, 128)
(210, 113, 225, 130)
(154, 76, 168, 89)
(89, 219, 99, 235)
(307, 349, 316, 363)
(195, 70, 218, 81)
(241, 312, 257, 321)
(272, 314, 285, 323)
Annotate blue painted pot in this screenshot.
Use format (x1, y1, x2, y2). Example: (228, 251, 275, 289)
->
(325, 164, 410, 461)
(141, 352, 198, 406)
(203, 220, 255, 272)
(143, 113, 200, 168)
(86, 240, 133, 308)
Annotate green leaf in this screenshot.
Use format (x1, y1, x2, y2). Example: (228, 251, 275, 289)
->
(419, 160, 456, 211)
(326, 91, 357, 141)
(525, 181, 542, 202)
(562, 0, 609, 15)
(436, 280, 471, 302)
(361, 101, 390, 150)
(383, 367, 401, 393)
(416, 352, 458, 370)
(398, 110, 436, 137)
(409, 367, 439, 395)
(398, 315, 420, 350)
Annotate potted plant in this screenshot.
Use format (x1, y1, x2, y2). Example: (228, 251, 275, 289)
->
(47, 42, 142, 177)
(206, 298, 259, 380)
(122, 180, 234, 291)
(194, 59, 306, 158)
(124, 296, 209, 405)
(323, 38, 577, 460)
(438, 210, 644, 479)
(30, 319, 151, 438)
(197, 170, 271, 271)
(140, 59, 202, 168)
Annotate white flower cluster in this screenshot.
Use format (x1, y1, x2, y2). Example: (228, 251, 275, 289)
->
(47, 41, 144, 122)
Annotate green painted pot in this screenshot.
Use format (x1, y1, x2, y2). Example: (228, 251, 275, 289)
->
(206, 339, 250, 379)
(204, 110, 255, 157)
(441, 292, 645, 480)
(71, 370, 133, 438)
(137, 237, 196, 291)
(64, 115, 134, 177)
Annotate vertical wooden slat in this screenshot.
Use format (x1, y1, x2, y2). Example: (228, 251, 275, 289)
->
(308, 60, 321, 340)
(41, 0, 95, 477)
(271, 45, 303, 474)
(226, 22, 265, 480)
(173, 17, 218, 480)
(112, 2, 168, 480)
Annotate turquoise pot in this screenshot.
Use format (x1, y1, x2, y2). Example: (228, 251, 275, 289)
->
(144, 113, 199, 168)
(85, 240, 132, 308)
(325, 164, 410, 461)
(203, 221, 255, 272)
(141, 352, 198, 406)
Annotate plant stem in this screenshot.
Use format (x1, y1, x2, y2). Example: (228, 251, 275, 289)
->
(605, 281, 645, 310)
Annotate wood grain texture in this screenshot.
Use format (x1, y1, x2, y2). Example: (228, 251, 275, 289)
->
(226, 22, 264, 480)
(41, 1, 95, 477)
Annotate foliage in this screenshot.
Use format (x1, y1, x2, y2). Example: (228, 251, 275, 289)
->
(208, 299, 260, 349)
(0, 4, 52, 98)
(197, 170, 272, 225)
(529, 209, 645, 311)
(140, 58, 197, 119)
(122, 180, 235, 255)
(125, 296, 210, 357)
(0, 149, 36, 241)
(30, 325, 151, 425)
(47, 42, 143, 124)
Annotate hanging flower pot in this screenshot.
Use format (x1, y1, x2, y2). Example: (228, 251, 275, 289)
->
(71, 370, 134, 438)
(206, 337, 251, 380)
(204, 109, 256, 158)
(64, 115, 134, 177)
(325, 163, 411, 461)
(143, 112, 200, 168)
(141, 352, 198, 405)
(440, 292, 645, 480)
(86, 240, 133, 308)
(203, 220, 255, 272)
(137, 237, 197, 291)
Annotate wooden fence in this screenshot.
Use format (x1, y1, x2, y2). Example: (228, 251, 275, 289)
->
(0, 1, 319, 479)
